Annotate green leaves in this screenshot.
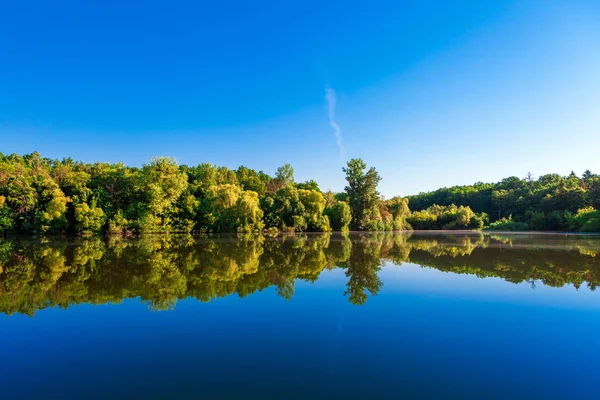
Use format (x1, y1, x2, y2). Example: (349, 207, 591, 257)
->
(202, 184, 264, 233)
(343, 158, 382, 230)
(407, 204, 486, 230)
(74, 202, 106, 234)
(261, 187, 330, 232)
(35, 188, 70, 233)
(408, 169, 600, 232)
(0, 196, 14, 231)
(325, 200, 351, 231)
(0, 153, 411, 234)
(142, 157, 188, 215)
(10, 151, 597, 234)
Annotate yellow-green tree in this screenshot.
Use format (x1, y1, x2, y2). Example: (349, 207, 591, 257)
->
(74, 202, 106, 234)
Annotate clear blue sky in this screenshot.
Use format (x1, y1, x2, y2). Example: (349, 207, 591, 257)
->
(1, 0, 599, 197)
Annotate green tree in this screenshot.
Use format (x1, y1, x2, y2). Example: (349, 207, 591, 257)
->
(34, 186, 70, 233)
(296, 179, 321, 192)
(275, 164, 295, 186)
(325, 200, 352, 231)
(386, 196, 412, 230)
(142, 157, 188, 215)
(236, 166, 268, 197)
(268, 163, 295, 192)
(0, 196, 13, 232)
(138, 157, 188, 233)
(343, 158, 382, 230)
(298, 189, 330, 231)
(74, 202, 106, 234)
(202, 184, 264, 233)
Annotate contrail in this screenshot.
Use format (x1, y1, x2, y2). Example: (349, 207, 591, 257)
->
(325, 87, 345, 158)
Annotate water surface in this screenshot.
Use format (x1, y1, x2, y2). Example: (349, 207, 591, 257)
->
(1, 232, 599, 399)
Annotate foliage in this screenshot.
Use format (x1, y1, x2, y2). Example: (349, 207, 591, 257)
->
(407, 204, 486, 230)
(2, 152, 598, 234)
(201, 184, 264, 233)
(383, 196, 412, 230)
(343, 158, 382, 230)
(0, 196, 14, 231)
(261, 186, 330, 232)
(484, 216, 530, 231)
(408, 170, 600, 232)
(236, 166, 268, 197)
(325, 201, 352, 231)
(107, 210, 130, 235)
(571, 207, 600, 232)
(296, 179, 321, 192)
(2, 232, 600, 316)
(74, 202, 106, 234)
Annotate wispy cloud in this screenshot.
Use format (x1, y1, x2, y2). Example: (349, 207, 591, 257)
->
(325, 86, 345, 158)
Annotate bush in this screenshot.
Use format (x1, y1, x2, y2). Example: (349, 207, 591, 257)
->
(263, 226, 279, 237)
(527, 210, 572, 231)
(324, 201, 352, 231)
(74, 202, 106, 234)
(485, 217, 529, 231)
(407, 204, 486, 230)
(107, 210, 129, 235)
(572, 207, 600, 232)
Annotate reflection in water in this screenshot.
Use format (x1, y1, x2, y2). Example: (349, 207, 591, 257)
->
(1, 232, 600, 315)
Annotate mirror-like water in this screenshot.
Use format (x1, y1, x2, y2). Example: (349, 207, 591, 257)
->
(1, 232, 599, 399)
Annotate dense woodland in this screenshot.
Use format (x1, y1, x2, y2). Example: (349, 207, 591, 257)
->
(0, 152, 412, 235)
(1, 233, 599, 315)
(408, 170, 600, 232)
(0, 152, 598, 234)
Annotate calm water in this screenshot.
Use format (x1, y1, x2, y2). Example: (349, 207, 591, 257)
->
(1, 232, 600, 399)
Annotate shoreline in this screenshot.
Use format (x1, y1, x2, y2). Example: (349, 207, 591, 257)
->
(3, 229, 600, 240)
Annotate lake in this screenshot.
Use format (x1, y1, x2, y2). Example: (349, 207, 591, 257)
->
(1, 232, 599, 399)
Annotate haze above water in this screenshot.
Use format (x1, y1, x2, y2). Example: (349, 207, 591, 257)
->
(1, 232, 599, 399)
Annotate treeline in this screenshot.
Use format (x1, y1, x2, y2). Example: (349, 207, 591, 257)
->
(3, 152, 598, 234)
(0, 153, 413, 235)
(1, 233, 599, 315)
(408, 171, 600, 232)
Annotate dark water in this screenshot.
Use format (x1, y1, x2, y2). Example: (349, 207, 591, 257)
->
(1, 232, 600, 399)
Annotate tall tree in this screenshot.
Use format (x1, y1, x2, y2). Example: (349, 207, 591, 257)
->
(138, 157, 188, 232)
(343, 158, 382, 230)
(275, 164, 294, 186)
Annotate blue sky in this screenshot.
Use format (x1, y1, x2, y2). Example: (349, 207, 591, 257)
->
(1, 0, 599, 197)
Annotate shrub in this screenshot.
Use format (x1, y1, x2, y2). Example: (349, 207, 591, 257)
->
(485, 217, 529, 231)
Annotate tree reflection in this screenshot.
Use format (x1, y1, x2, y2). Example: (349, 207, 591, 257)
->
(0, 232, 599, 315)
(343, 236, 384, 305)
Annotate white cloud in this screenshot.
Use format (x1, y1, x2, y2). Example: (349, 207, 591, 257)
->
(325, 87, 345, 158)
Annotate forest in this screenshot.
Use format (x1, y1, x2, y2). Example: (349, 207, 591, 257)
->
(408, 170, 600, 232)
(0, 151, 598, 234)
(0, 152, 411, 235)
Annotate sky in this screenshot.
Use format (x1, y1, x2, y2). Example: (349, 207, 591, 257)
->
(1, 0, 600, 197)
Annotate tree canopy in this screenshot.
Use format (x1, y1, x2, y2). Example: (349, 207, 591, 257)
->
(0, 152, 598, 234)
(0, 153, 411, 235)
(408, 170, 600, 232)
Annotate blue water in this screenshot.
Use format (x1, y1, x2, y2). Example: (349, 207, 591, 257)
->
(2, 262, 598, 399)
